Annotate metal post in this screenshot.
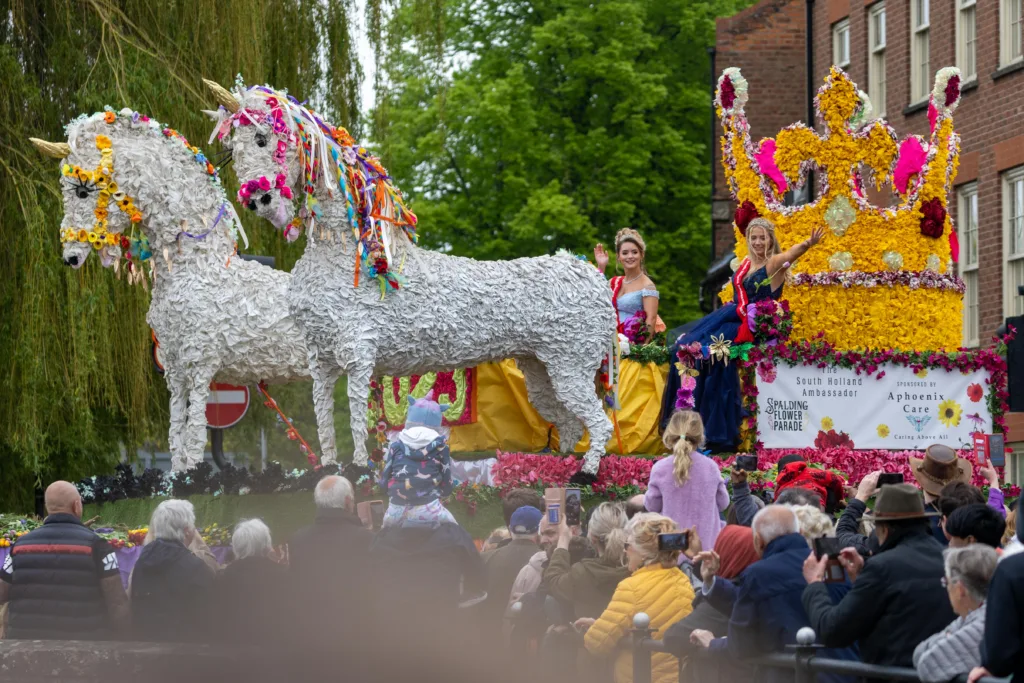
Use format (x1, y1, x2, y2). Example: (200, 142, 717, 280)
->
(210, 428, 227, 470)
(632, 613, 654, 683)
(792, 626, 821, 683)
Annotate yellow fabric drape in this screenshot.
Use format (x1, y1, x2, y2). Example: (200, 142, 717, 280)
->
(448, 359, 668, 455)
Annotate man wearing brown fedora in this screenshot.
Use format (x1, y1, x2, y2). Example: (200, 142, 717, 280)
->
(910, 444, 1008, 546)
(802, 484, 955, 668)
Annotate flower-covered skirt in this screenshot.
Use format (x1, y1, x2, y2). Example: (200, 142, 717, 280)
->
(661, 303, 743, 452)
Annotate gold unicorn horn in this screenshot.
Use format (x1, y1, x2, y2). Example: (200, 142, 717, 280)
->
(203, 78, 240, 113)
(30, 137, 72, 159)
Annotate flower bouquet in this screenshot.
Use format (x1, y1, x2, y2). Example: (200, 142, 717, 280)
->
(747, 299, 793, 346)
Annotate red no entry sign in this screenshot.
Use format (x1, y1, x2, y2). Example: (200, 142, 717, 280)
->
(206, 382, 250, 429)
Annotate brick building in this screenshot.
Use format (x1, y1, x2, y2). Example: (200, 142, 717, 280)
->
(708, 0, 1024, 352)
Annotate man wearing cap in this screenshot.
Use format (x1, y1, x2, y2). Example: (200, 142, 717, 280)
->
(802, 484, 955, 667)
(480, 505, 543, 636)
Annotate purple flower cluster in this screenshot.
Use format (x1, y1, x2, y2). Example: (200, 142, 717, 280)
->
(790, 270, 965, 293)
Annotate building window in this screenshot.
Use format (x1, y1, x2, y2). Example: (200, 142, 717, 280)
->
(1004, 167, 1024, 318)
(869, 3, 887, 115)
(957, 0, 977, 81)
(911, 0, 930, 102)
(958, 184, 979, 347)
(833, 19, 851, 69)
(1001, 0, 1023, 67)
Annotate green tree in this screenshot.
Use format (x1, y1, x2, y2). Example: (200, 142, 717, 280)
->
(0, 0, 362, 511)
(371, 0, 754, 325)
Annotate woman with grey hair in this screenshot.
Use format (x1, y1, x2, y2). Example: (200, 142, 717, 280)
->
(216, 519, 287, 644)
(131, 500, 215, 641)
(913, 545, 999, 683)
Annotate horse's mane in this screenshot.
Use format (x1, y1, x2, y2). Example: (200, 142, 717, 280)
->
(65, 109, 247, 249)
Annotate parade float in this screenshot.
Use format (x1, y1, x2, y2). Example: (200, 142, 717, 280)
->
(15, 66, 1016, 544)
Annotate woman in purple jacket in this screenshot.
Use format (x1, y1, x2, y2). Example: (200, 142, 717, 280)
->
(644, 411, 729, 549)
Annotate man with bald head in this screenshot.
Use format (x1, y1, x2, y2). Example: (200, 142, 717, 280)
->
(0, 481, 129, 639)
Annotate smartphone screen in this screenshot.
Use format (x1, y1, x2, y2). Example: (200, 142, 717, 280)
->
(990, 434, 1006, 467)
(369, 501, 385, 530)
(547, 504, 560, 525)
(813, 537, 841, 560)
(657, 531, 689, 552)
(877, 473, 904, 487)
(734, 455, 759, 472)
(565, 489, 582, 526)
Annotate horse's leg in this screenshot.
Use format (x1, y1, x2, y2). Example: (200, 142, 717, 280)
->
(182, 367, 217, 470)
(345, 356, 375, 466)
(543, 358, 612, 475)
(308, 345, 340, 465)
(518, 357, 583, 453)
(166, 367, 189, 472)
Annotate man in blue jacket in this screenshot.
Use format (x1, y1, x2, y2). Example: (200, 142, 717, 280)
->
(688, 505, 858, 683)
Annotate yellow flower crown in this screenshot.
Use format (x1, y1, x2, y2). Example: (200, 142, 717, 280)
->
(718, 66, 961, 277)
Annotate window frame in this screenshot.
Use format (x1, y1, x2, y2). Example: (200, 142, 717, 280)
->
(956, 0, 978, 83)
(833, 19, 851, 69)
(868, 3, 887, 116)
(958, 183, 979, 347)
(910, 0, 931, 104)
(1002, 166, 1024, 319)
(1001, 0, 1024, 67)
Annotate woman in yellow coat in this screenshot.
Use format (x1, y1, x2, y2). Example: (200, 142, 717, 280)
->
(577, 513, 695, 683)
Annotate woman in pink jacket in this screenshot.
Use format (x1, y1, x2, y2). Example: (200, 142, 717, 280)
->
(644, 411, 729, 549)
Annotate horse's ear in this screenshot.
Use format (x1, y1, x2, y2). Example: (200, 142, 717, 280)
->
(203, 78, 240, 113)
(30, 137, 71, 159)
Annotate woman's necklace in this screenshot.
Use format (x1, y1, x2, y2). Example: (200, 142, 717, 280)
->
(623, 273, 643, 285)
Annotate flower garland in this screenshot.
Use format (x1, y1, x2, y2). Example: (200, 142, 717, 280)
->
(734, 330, 1013, 451)
(790, 269, 965, 293)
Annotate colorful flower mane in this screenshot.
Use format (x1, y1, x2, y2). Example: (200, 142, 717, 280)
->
(210, 84, 418, 295)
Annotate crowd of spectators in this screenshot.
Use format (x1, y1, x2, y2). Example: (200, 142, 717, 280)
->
(0, 410, 1022, 683)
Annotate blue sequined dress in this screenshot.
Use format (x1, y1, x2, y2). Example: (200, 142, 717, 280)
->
(660, 264, 783, 451)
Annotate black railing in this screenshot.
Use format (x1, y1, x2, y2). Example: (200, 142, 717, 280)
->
(626, 612, 1008, 683)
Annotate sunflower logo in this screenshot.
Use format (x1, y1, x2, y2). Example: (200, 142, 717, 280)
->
(876, 424, 890, 438)
(820, 416, 834, 431)
(938, 399, 963, 428)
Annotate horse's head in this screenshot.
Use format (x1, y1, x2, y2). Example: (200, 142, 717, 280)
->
(32, 122, 136, 270)
(204, 80, 305, 239)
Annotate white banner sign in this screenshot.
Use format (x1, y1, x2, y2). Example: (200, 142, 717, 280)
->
(757, 363, 993, 450)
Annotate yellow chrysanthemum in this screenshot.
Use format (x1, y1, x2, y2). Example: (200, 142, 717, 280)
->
(876, 424, 890, 437)
(915, 368, 929, 379)
(95, 134, 112, 150)
(820, 416, 834, 431)
(937, 399, 962, 428)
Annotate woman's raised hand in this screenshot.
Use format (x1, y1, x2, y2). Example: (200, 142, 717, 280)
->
(807, 227, 826, 247)
(594, 243, 609, 273)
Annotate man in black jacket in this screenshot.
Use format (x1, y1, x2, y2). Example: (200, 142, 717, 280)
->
(0, 481, 129, 639)
(802, 484, 955, 667)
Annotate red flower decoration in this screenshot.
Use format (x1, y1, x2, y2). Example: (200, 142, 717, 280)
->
(967, 383, 984, 402)
(945, 75, 961, 108)
(734, 200, 760, 236)
(720, 76, 736, 110)
(919, 198, 947, 238)
(814, 429, 855, 450)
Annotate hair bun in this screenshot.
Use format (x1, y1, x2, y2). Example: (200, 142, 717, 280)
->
(615, 227, 646, 254)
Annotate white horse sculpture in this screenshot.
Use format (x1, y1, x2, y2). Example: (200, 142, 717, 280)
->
(33, 108, 310, 471)
(205, 82, 616, 474)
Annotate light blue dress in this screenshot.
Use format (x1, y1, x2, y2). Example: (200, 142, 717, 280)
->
(617, 288, 659, 321)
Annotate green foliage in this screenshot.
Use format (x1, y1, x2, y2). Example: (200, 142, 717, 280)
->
(372, 0, 755, 326)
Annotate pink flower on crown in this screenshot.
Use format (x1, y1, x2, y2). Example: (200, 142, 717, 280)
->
(257, 176, 272, 192)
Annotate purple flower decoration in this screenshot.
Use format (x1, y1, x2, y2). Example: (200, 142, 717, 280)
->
(720, 76, 736, 110)
(945, 74, 961, 108)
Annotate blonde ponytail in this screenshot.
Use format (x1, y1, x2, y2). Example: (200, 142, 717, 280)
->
(662, 410, 705, 485)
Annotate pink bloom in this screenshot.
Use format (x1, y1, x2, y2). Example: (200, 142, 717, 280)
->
(280, 186, 293, 200)
(258, 176, 272, 192)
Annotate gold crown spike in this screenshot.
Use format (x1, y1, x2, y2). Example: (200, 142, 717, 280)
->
(717, 66, 964, 353)
(717, 66, 961, 278)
